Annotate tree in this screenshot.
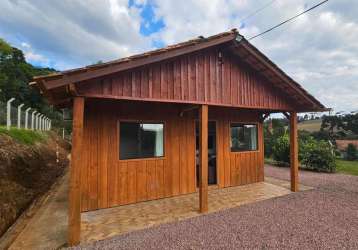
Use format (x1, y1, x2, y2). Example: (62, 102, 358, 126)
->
(264, 118, 287, 158)
(346, 144, 358, 161)
(0, 37, 65, 129)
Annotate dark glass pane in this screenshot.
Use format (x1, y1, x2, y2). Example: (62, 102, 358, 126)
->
(230, 123, 258, 151)
(120, 122, 164, 160)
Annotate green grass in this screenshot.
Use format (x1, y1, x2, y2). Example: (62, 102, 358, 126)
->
(0, 126, 47, 145)
(336, 159, 358, 176)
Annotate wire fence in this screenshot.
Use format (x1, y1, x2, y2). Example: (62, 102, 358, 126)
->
(0, 99, 51, 131)
(0, 98, 74, 143)
(0, 101, 6, 126)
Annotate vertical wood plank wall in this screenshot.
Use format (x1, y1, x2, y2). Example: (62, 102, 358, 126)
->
(80, 100, 264, 212)
(210, 107, 264, 189)
(77, 48, 296, 111)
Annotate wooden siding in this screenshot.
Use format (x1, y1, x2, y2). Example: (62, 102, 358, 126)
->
(80, 101, 197, 212)
(211, 107, 264, 188)
(80, 100, 264, 212)
(77, 49, 296, 111)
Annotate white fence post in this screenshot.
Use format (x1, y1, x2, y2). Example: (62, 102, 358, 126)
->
(43, 117, 46, 131)
(6, 98, 15, 130)
(36, 113, 41, 130)
(38, 114, 44, 131)
(25, 107, 31, 129)
(40, 115, 46, 131)
(31, 111, 37, 130)
(17, 103, 24, 129)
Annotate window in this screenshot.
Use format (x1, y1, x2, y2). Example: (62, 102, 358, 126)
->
(230, 123, 258, 152)
(120, 122, 164, 160)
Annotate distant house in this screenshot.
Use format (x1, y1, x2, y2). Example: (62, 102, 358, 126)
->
(32, 29, 326, 245)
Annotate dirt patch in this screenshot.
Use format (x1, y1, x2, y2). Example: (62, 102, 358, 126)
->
(0, 132, 70, 237)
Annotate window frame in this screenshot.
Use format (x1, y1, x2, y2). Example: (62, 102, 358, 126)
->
(229, 122, 259, 153)
(118, 120, 166, 161)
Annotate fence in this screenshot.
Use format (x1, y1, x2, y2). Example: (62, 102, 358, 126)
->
(0, 98, 51, 131)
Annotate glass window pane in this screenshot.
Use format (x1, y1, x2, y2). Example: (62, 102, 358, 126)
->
(230, 123, 258, 151)
(120, 122, 164, 160)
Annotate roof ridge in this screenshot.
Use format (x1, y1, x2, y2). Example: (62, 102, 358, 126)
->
(35, 29, 238, 79)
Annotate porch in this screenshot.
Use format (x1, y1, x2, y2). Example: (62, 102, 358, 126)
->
(7, 172, 311, 249)
(81, 178, 311, 243)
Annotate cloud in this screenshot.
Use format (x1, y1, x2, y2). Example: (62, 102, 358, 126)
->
(0, 0, 152, 69)
(19, 42, 49, 66)
(149, 0, 358, 112)
(0, 0, 357, 112)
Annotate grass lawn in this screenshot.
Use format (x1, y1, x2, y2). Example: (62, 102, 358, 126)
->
(0, 126, 46, 145)
(266, 157, 358, 176)
(336, 159, 358, 176)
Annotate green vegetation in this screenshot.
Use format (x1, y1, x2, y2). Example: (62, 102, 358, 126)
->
(345, 143, 358, 161)
(336, 159, 358, 176)
(272, 134, 290, 164)
(0, 126, 46, 145)
(265, 118, 336, 173)
(300, 138, 336, 173)
(0, 38, 67, 131)
(321, 114, 358, 139)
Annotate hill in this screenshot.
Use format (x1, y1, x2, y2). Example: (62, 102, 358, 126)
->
(0, 129, 69, 238)
(0, 38, 67, 130)
(298, 119, 322, 132)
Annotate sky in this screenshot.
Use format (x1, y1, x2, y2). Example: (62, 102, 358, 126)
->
(0, 0, 357, 113)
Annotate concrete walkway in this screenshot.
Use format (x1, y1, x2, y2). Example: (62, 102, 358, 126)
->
(9, 173, 69, 250)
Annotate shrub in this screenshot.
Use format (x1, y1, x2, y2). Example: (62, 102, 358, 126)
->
(301, 139, 336, 173)
(272, 134, 290, 164)
(346, 143, 358, 161)
(271, 134, 336, 172)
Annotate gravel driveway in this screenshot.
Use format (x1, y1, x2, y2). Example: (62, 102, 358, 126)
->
(71, 165, 358, 250)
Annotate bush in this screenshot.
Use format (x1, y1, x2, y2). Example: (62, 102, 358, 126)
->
(272, 134, 290, 164)
(301, 139, 336, 173)
(346, 143, 358, 161)
(271, 134, 336, 172)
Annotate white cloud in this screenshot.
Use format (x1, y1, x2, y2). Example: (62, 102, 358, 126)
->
(24, 51, 48, 64)
(0, 0, 152, 69)
(0, 0, 357, 112)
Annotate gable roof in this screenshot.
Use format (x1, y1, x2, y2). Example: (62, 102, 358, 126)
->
(32, 29, 327, 112)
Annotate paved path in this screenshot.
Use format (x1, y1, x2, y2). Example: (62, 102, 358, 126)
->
(72, 166, 358, 250)
(9, 173, 69, 250)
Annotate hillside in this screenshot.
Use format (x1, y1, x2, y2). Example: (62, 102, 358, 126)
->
(298, 119, 322, 132)
(0, 129, 70, 237)
(0, 38, 71, 132)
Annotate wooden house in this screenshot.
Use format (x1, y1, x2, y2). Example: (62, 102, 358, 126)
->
(32, 29, 327, 245)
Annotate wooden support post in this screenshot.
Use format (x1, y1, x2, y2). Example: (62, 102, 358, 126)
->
(199, 104, 208, 213)
(68, 97, 85, 246)
(290, 111, 299, 192)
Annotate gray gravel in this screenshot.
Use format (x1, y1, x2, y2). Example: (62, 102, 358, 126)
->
(72, 166, 358, 250)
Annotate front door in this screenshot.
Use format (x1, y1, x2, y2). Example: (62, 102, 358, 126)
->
(195, 121, 217, 185)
